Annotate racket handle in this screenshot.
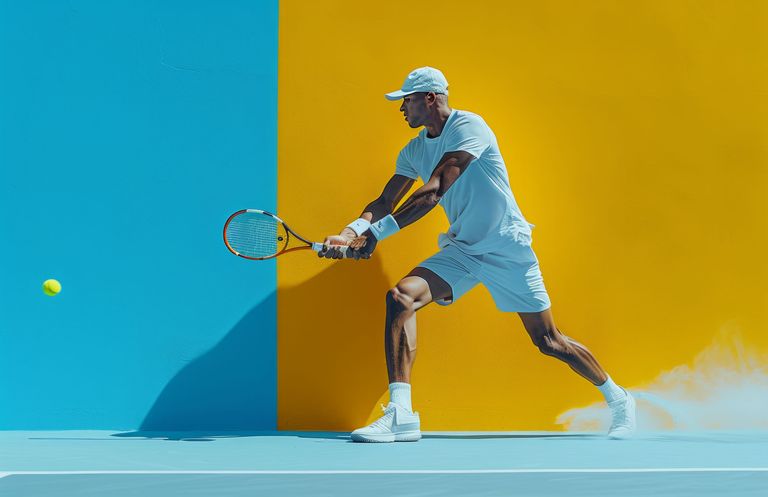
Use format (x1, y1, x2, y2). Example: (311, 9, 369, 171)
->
(311, 243, 350, 257)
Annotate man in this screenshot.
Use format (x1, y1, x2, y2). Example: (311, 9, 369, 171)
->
(319, 67, 636, 442)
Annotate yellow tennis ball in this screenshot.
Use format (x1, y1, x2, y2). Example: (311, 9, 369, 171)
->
(43, 279, 62, 296)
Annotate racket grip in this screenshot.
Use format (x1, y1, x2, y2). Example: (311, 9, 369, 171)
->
(311, 243, 350, 257)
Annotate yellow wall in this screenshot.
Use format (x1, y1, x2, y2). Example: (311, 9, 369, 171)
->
(277, 0, 768, 430)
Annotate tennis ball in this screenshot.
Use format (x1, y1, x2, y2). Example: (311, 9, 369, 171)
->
(43, 279, 61, 296)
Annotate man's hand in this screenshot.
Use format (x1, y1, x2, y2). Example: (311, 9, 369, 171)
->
(348, 230, 378, 260)
(317, 234, 353, 259)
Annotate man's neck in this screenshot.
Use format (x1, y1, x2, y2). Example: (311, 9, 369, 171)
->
(424, 107, 453, 138)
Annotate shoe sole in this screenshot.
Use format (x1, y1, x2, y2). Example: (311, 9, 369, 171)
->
(351, 430, 422, 443)
(608, 431, 635, 440)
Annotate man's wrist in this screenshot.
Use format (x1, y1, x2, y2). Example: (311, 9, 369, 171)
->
(345, 218, 372, 237)
(369, 214, 400, 241)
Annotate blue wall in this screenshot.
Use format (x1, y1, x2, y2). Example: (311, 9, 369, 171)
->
(0, 0, 279, 430)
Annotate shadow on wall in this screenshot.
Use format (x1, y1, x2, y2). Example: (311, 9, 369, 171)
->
(278, 253, 401, 431)
(117, 253, 397, 437)
(134, 292, 277, 432)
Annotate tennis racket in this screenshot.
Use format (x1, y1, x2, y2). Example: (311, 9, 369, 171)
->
(223, 209, 350, 260)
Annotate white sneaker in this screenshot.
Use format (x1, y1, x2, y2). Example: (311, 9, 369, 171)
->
(350, 403, 421, 443)
(607, 388, 637, 439)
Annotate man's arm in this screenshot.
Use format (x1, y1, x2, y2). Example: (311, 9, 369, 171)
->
(339, 174, 414, 238)
(345, 150, 475, 260)
(319, 174, 414, 259)
(391, 150, 474, 229)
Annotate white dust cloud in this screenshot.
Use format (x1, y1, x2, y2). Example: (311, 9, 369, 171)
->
(556, 333, 768, 431)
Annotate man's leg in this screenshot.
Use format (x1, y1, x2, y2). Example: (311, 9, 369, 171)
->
(350, 267, 452, 443)
(385, 267, 452, 383)
(517, 308, 607, 385)
(517, 308, 636, 438)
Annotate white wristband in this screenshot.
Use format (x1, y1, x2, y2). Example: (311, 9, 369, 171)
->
(345, 218, 371, 237)
(369, 214, 400, 241)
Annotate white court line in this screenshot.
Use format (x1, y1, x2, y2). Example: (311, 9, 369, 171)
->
(1, 468, 768, 477)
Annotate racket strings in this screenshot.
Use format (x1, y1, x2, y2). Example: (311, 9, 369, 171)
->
(225, 214, 286, 258)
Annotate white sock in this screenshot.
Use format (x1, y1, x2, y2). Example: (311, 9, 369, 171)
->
(597, 375, 626, 404)
(389, 382, 412, 412)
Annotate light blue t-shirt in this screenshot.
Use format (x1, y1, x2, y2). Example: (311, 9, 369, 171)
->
(395, 109, 535, 255)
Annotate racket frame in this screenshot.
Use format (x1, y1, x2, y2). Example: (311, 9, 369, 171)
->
(223, 209, 344, 260)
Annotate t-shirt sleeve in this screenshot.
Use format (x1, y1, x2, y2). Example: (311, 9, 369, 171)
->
(444, 115, 491, 159)
(395, 145, 419, 179)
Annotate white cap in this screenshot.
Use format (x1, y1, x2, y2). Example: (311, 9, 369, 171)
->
(385, 67, 449, 101)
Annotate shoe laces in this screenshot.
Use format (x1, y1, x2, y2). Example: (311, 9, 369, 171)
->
(368, 403, 395, 429)
(609, 396, 629, 429)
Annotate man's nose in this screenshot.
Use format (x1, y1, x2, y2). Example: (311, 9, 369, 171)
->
(399, 102, 405, 112)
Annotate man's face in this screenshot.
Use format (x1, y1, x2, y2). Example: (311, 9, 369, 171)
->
(400, 93, 428, 128)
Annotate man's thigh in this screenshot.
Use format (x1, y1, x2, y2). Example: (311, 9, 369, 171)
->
(477, 248, 551, 313)
(402, 267, 453, 309)
(411, 245, 481, 308)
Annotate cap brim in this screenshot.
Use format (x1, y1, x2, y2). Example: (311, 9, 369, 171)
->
(384, 89, 415, 101)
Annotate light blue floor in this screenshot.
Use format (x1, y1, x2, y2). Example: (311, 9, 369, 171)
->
(2, 430, 767, 496)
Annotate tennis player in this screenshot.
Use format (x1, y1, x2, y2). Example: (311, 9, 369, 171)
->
(319, 67, 636, 442)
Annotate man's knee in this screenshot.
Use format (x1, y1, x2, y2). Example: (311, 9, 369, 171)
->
(386, 286, 418, 351)
(386, 285, 416, 313)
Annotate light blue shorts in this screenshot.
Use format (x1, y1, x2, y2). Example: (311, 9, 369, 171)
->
(417, 242, 551, 313)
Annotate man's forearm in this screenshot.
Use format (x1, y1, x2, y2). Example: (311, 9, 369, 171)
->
(390, 185, 440, 230)
(362, 199, 393, 223)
